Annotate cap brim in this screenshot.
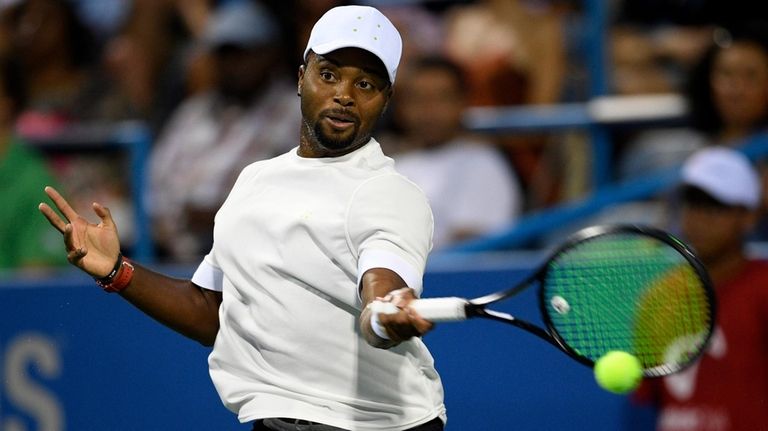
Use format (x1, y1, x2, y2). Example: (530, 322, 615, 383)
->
(308, 40, 395, 84)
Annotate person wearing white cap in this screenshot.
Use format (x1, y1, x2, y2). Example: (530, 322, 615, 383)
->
(149, 0, 300, 262)
(632, 146, 768, 431)
(39, 5, 446, 431)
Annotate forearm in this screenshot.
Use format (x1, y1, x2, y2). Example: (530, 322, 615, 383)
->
(118, 263, 221, 346)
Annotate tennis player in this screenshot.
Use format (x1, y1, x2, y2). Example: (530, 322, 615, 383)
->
(39, 6, 446, 431)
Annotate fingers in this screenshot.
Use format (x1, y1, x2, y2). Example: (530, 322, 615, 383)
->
(43, 186, 80, 223)
(406, 307, 435, 335)
(63, 224, 86, 254)
(66, 247, 88, 263)
(371, 287, 434, 342)
(38, 202, 67, 233)
(63, 224, 87, 264)
(92, 202, 115, 228)
(377, 303, 433, 341)
(381, 287, 416, 307)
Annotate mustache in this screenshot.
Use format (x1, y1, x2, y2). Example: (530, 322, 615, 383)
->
(320, 108, 359, 124)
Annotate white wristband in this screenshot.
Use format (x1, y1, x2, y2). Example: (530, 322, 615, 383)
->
(370, 309, 391, 340)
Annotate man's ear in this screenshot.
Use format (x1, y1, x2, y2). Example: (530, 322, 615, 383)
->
(381, 86, 394, 115)
(297, 65, 306, 96)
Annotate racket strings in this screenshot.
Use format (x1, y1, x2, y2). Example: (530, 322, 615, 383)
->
(542, 234, 713, 375)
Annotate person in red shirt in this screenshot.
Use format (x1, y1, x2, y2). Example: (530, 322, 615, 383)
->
(633, 146, 768, 431)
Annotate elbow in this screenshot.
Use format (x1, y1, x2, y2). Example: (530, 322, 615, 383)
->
(199, 337, 216, 347)
(192, 296, 221, 347)
(200, 324, 220, 347)
(187, 322, 219, 347)
(195, 330, 218, 347)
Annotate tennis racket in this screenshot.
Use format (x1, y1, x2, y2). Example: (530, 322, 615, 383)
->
(373, 224, 716, 377)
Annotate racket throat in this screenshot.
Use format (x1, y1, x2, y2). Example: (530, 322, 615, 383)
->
(477, 309, 576, 355)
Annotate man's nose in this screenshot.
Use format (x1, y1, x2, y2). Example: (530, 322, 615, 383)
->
(333, 82, 355, 107)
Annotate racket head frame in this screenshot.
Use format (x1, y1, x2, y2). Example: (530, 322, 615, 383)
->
(537, 224, 717, 376)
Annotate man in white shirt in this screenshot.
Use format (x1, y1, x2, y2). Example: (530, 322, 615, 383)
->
(386, 56, 522, 249)
(150, 1, 300, 262)
(39, 5, 446, 431)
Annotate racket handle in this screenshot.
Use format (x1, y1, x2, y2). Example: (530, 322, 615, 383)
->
(412, 297, 469, 321)
(370, 298, 468, 322)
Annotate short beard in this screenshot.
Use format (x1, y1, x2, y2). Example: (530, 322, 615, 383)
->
(303, 118, 370, 152)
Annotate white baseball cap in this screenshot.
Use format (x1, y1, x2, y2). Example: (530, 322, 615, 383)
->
(681, 146, 761, 208)
(303, 5, 402, 84)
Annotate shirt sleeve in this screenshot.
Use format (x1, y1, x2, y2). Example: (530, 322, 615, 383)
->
(191, 252, 224, 292)
(346, 174, 434, 295)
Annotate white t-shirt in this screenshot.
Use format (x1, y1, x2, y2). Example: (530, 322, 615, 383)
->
(192, 139, 446, 430)
(393, 138, 521, 249)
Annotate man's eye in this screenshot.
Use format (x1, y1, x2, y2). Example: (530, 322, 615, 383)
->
(358, 80, 374, 90)
(320, 72, 334, 81)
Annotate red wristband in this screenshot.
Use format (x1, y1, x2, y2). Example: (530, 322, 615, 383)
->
(95, 255, 135, 293)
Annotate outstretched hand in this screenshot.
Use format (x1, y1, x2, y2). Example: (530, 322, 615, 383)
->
(38, 186, 121, 278)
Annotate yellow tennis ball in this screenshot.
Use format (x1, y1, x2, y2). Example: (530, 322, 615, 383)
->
(594, 351, 643, 394)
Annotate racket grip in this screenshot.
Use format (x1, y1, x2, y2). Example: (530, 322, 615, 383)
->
(411, 298, 468, 321)
(370, 298, 468, 322)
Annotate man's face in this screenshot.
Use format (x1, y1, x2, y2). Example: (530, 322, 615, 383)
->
(394, 66, 465, 148)
(710, 41, 768, 129)
(681, 200, 753, 265)
(214, 44, 275, 103)
(298, 48, 391, 157)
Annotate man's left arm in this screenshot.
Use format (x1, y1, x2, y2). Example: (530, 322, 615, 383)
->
(348, 174, 435, 348)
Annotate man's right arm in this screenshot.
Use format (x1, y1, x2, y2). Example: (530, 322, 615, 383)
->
(119, 263, 222, 346)
(39, 186, 222, 346)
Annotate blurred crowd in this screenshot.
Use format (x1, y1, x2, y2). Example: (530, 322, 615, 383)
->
(3, 2, 767, 429)
(2, 0, 768, 271)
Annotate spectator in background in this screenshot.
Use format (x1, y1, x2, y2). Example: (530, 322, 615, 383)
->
(443, 0, 566, 107)
(4, 0, 101, 137)
(0, 58, 65, 271)
(616, 21, 768, 174)
(0, 1, 17, 59)
(618, 22, 768, 236)
(632, 146, 768, 431)
(149, 0, 300, 262)
(442, 0, 580, 211)
(688, 22, 768, 239)
(382, 56, 522, 250)
(609, 25, 711, 97)
(97, 0, 209, 131)
(2, 0, 138, 254)
(607, 0, 768, 98)
(378, 3, 443, 71)
(686, 22, 768, 146)
(265, 0, 351, 70)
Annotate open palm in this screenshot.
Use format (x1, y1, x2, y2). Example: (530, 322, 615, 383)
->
(38, 186, 122, 278)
